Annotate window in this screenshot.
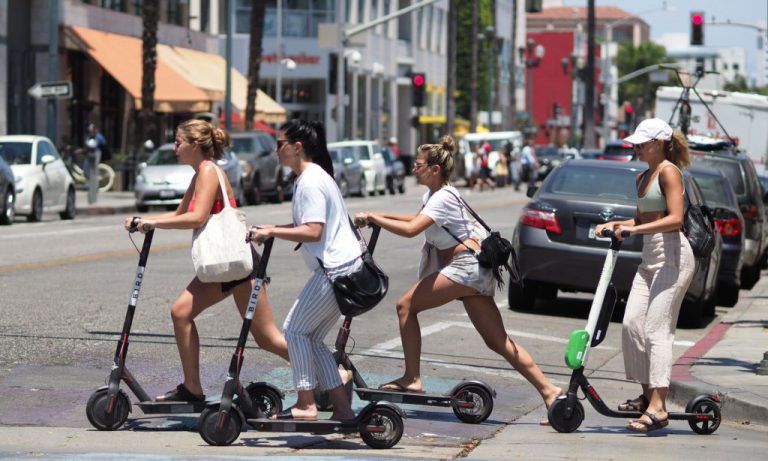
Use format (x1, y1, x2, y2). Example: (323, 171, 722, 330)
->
(247, 1, 335, 37)
(0, 142, 33, 165)
(545, 166, 638, 201)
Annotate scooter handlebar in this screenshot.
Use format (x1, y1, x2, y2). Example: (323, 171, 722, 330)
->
(600, 228, 631, 239)
(129, 217, 141, 233)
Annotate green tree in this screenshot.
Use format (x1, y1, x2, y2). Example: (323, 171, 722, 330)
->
(455, 0, 494, 124)
(616, 41, 673, 115)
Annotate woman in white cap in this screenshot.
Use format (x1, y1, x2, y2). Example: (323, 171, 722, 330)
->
(595, 118, 694, 433)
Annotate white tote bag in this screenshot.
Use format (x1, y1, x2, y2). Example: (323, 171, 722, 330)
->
(191, 166, 253, 283)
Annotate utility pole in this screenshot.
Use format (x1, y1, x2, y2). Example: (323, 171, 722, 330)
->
(446, 0, 457, 137)
(470, 0, 479, 132)
(507, 0, 518, 131)
(583, 0, 596, 148)
(225, 0, 233, 131)
(47, 0, 58, 142)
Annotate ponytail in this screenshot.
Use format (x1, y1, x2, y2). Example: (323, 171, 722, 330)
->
(280, 119, 334, 177)
(665, 130, 690, 169)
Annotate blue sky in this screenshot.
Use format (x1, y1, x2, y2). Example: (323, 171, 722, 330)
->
(560, 0, 768, 80)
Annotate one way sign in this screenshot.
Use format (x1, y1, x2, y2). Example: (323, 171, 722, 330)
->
(27, 81, 73, 100)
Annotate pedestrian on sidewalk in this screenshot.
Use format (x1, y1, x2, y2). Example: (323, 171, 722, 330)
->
(126, 119, 290, 402)
(520, 140, 538, 191)
(354, 135, 562, 422)
(248, 119, 358, 422)
(596, 118, 695, 433)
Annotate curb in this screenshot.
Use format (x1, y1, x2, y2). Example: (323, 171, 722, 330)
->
(76, 205, 137, 216)
(669, 322, 768, 425)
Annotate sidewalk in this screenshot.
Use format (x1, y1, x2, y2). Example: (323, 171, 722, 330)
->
(75, 189, 138, 216)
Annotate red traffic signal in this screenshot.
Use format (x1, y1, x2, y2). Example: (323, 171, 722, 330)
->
(411, 72, 426, 108)
(625, 105, 633, 114)
(690, 11, 704, 45)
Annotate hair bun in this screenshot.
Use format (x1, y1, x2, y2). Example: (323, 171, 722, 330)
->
(213, 127, 231, 148)
(439, 135, 456, 154)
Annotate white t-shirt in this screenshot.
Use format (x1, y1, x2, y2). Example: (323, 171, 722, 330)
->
(420, 185, 473, 250)
(292, 163, 362, 270)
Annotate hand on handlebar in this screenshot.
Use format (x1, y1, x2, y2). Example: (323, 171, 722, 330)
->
(354, 212, 370, 228)
(125, 216, 154, 234)
(247, 225, 271, 245)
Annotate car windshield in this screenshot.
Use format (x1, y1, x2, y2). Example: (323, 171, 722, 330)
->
(230, 137, 254, 158)
(690, 174, 733, 208)
(329, 149, 341, 163)
(0, 142, 33, 165)
(544, 165, 639, 201)
(147, 148, 178, 165)
(692, 157, 745, 195)
(353, 145, 370, 160)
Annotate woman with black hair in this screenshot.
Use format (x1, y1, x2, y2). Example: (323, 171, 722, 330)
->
(249, 120, 358, 422)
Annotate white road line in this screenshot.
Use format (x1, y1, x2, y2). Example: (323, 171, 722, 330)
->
(0, 224, 115, 239)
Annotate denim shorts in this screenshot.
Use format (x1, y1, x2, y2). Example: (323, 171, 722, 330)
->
(440, 250, 496, 297)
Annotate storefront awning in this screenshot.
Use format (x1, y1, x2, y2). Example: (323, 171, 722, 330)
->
(70, 26, 210, 113)
(158, 45, 287, 124)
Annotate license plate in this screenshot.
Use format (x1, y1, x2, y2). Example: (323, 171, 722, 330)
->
(159, 189, 175, 198)
(588, 224, 611, 241)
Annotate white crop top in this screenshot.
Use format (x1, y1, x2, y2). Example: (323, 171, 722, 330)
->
(420, 186, 473, 250)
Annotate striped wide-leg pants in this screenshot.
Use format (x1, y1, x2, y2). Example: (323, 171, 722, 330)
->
(622, 232, 695, 388)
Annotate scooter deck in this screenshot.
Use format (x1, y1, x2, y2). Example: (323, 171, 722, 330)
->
(354, 387, 453, 406)
(135, 400, 209, 414)
(246, 417, 359, 434)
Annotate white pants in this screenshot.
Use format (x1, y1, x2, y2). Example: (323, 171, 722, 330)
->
(622, 232, 695, 388)
(283, 259, 359, 391)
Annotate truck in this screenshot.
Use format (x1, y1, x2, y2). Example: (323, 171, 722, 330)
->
(655, 86, 768, 170)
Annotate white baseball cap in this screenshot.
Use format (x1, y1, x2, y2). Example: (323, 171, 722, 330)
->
(623, 118, 673, 144)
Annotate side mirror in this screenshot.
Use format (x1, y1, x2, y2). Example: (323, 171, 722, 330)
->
(343, 157, 353, 165)
(40, 154, 56, 165)
(526, 186, 538, 198)
(138, 162, 147, 171)
(143, 139, 155, 151)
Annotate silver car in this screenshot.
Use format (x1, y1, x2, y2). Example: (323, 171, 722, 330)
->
(134, 143, 243, 212)
(328, 145, 365, 198)
(327, 140, 387, 196)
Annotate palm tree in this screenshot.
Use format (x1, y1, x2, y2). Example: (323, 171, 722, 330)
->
(506, 0, 518, 130)
(140, 0, 158, 143)
(245, 0, 267, 130)
(470, 0, 479, 132)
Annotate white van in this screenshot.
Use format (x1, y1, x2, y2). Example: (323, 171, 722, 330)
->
(458, 131, 523, 180)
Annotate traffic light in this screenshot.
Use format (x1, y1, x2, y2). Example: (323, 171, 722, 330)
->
(690, 11, 704, 45)
(411, 72, 426, 108)
(625, 104, 634, 126)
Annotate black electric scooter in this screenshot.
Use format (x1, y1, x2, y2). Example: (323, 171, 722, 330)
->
(85, 218, 282, 430)
(547, 228, 722, 434)
(198, 227, 406, 449)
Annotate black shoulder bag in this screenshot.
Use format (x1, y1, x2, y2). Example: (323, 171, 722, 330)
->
(441, 190, 521, 288)
(658, 171, 716, 259)
(317, 218, 389, 317)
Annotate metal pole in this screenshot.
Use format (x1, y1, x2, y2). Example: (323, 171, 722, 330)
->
(601, 24, 613, 146)
(276, 0, 283, 106)
(336, 0, 346, 141)
(526, 61, 532, 137)
(225, 0, 232, 131)
(47, 0, 59, 142)
(487, 38, 493, 130)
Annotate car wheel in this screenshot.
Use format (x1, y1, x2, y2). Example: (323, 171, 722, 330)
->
(247, 176, 262, 205)
(716, 283, 739, 307)
(59, 187, 76, 220)
(270, 185, 284, 204)
(0, 188, 14, 225)
(740, 263, 760, 290)
(136, 205, 149, 213)
(508, 280, 537, 311)
(679, 296, 704, 328)
(27, 189, 43, 222)
(357, 177, 367, 198)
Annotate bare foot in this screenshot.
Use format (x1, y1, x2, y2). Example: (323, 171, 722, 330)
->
(270, 406, 318, 421)
(378, 377, 424, 393)
(339, 368, 353, 385)
(540, 386, 564, 426)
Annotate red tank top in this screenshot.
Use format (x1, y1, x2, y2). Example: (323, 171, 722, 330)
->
(188, 194, 237, 214)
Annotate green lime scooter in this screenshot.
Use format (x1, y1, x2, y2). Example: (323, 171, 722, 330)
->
(547, 228, 722, 435)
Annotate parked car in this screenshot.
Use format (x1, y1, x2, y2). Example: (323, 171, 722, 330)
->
(600, 140, 635, 162)
(381, 145, 406, 194)
(689, 140, 768, 289)
(687, 165, 745, 307)
(0, 155, 15, 224)
(509, 159, 722, 327)
(534, 145, 564, 180)
(327, 144, 365, 198)
(229, 131, 284, 204)
(327, 140, 387, 196)
(0, 135, 76, 222)
(134, 143, 243, 212)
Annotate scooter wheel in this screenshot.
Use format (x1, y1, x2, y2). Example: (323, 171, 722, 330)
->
(86, 388, 130, 431)
(246, 384, 283, 417)
(686, 395, 721, 434)
(198, 404, 243, 446)
(359, 405, 404, 449)
(547, 398, 584, 433)
(452, 383, 494, 424)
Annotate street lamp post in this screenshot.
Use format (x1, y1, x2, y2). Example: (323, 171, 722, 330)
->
(521, 38, 545, 139)
(562, 54, 584, 146)
(477, 26, 496, 130)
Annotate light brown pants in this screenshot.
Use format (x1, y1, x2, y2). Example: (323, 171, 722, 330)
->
(622, 232, 695, 388)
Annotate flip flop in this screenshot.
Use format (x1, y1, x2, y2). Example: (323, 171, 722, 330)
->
(273, 408, 318, 421)
(626, 410, 669, 433)
(618, 394, 650, 412)
(156, 383, 205, 402)
(378, 381, 425, 394)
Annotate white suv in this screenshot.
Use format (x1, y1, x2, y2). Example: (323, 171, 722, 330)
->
(327, 140, 387, 196)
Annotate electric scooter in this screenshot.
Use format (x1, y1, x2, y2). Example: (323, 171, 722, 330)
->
(547, 228, 722, 434)
(85, 218, 282, 430)
(197, 227, 406, 449)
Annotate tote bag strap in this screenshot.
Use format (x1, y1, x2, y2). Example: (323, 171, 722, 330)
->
(212, 164, 233, 210)
(316, 215, 368, 272)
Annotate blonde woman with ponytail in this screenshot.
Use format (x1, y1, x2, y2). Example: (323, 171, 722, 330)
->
(124, 119, 290, 403)
(355, 135, 562, 422)
(595, 118, 695, 433)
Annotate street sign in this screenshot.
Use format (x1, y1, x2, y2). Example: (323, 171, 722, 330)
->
(27, 81, 73, 100)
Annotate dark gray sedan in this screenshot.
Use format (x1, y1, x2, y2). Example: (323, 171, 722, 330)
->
(328, 145, 365, 198)
(509, 159, 721, 327)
